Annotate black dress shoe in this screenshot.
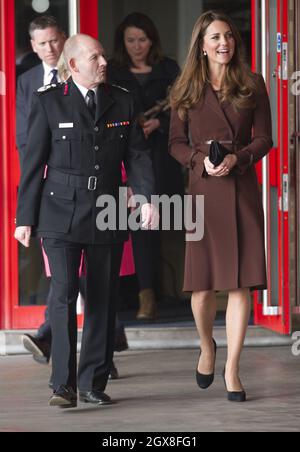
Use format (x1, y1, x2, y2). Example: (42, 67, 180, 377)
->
(109, 361, 119, 380)
(22, 334, 50, 364)
(196, 338, 217, 389)
(49, 385, 77, 409)
(79, 390, 113, 405)
(222, 367, 246, 402)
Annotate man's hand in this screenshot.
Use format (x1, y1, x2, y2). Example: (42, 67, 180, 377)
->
(14, 226, 32, 247)
(141, 203, 160, 230)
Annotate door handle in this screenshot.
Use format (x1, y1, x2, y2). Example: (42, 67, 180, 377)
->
(291, 132, 300, 143)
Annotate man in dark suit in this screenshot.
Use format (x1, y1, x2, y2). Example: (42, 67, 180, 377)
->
(16, 16, 66, 364)
(17, 15, 66, 166)
(15, 34, 157, 408)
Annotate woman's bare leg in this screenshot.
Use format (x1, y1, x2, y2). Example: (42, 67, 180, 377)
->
(225, 288, 251, 391)
(191, 291, 217, 374)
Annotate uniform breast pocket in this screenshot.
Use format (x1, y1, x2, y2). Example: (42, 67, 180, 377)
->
(38, 181, 76, 233)
(103, 130, 127, 164)
(103, 126, 128, 143)
(52, 129, 82, 170)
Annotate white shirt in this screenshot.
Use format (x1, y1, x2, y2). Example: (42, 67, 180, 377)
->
(73, 81, 98, 107)
(42, 62, 61, 87)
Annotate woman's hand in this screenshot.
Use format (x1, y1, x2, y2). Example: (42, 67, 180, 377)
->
(204, 154, 238, 177)
(142, 119, 161, 139)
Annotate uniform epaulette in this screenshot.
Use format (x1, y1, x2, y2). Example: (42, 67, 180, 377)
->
(111, 84, 130, 93)
(37, 83, 63, 94)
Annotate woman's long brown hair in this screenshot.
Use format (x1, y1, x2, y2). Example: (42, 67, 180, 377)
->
(111, 12, 163, 69)
(170, 10, 259, 120)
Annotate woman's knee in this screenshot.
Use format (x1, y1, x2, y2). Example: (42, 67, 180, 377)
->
(192, 290, 215, 305)
(228, 288, 250, 302)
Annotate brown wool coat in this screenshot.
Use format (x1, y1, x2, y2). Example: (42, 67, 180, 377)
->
(169, 74, 273, 292)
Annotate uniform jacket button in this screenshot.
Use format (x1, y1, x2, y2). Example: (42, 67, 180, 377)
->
(95, 165, 100, 171)
(94, 145, 99, 151)
(94, 126, 99, 132)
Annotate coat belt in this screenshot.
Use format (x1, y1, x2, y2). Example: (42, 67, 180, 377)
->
(199, 140, 249, 146)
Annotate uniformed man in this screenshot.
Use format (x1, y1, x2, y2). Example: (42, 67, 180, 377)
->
(17, 16, 66, 363)
(15, 34, 157, 409)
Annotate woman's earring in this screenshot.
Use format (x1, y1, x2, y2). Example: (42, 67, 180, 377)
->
(203, 50, 207, 56)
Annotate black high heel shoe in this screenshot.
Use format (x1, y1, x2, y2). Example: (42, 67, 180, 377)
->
(222, 367, 246, 402)
(196, 338, 217, 389)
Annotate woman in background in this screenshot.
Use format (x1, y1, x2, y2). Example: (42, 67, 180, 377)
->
(108, 12, 184, 320)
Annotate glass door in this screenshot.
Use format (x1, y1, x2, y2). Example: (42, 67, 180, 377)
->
(0, 0, 98, 329)
(252, 0, 291, 334)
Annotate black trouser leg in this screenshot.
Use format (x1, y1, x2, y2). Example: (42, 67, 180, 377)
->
(36, 305, 52, 344)
(78, 243, 123, 392)
(131, 229, 159, 290)
(43, 239, 82, 392)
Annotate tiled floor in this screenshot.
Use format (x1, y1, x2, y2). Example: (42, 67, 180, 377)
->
(0, 346, 299, 432)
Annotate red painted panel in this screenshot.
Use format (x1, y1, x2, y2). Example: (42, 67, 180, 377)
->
(281, 0, 291, 333)
(80, 0, 99, 38)
(0, 0, 19, 329)
(254, 0, 291, 335)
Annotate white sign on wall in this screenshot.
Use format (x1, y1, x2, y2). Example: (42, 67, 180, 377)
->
(0, 71, 6, 95)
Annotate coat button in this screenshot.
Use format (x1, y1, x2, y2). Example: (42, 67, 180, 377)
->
(94, 126, 99, 132)
(62, 136, 66, 140)
(94, 145, 99, 151)
(50, 192, 54, 196)
(95, 165, 100, 171)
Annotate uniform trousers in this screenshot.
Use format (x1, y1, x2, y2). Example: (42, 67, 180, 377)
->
(43, 238, 123, 393)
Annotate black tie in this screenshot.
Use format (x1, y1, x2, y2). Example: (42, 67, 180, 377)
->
(50, 69, 58, 84)
(86, 90, 96, 118)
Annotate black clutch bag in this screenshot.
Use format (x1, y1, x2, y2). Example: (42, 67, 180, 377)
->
(209, 141, 230, 167)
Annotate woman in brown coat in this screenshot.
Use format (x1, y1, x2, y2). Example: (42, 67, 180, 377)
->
(169, 11, 273, 402)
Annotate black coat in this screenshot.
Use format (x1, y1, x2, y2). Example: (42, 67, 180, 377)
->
(16, 64, 44, 164)
(16, 79, 155, 245)
(107, 57, 184, 197)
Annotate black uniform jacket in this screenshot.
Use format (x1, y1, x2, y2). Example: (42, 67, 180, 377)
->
(16, 79, 155, 244)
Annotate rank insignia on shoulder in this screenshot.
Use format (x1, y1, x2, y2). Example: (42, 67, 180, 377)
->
(37, 83, 61, 93)
(106, 121, 130, 128)
(63, 83, 69, 96)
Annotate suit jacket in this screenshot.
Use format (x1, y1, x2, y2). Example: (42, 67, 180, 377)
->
(169, 74, 273, 291)
(16, 64, 44, 165)
(16, 52, 41, 79)
(16, 80, 155, 245)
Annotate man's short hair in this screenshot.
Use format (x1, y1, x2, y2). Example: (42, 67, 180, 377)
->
(29, 15, 64, 39)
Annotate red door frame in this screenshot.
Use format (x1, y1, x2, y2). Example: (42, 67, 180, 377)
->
(0, 0, 98, 330)
(252, 0, 291, 334)
(0, 0, 18, 330)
